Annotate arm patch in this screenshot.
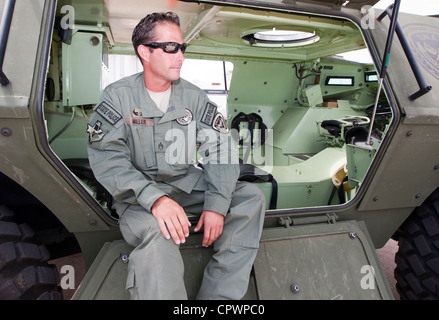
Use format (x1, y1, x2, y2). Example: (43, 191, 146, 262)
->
(87, 120, 107, 144)
(96, 101, 123, 125)
(212, 112, 228, 133)
(201, 102, 217, 126)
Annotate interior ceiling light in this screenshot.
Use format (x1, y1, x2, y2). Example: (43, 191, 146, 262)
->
(243, 28, 320, 47)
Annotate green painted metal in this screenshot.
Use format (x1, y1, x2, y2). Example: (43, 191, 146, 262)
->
(74, 220, 392, 300)
(61, 30, 106, 107)
(254, 220, 393, 299)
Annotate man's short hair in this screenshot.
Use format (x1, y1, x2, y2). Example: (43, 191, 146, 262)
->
(132, 12, 181, 61)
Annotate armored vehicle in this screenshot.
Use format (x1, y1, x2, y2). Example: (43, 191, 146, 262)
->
(0, 0, 438, 300)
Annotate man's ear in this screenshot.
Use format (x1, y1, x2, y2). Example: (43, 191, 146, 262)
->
(137, 45, 150, 63)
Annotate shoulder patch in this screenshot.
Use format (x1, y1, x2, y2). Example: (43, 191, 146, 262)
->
(95, 101, 122, 125)
(212, 112, 229, 133)
(87, 120, 107, 144)
(201, 102, 217, 126)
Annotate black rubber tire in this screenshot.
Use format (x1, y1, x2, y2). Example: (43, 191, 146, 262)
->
(395, 188, 439, 300)
(0, 205, 62, 300)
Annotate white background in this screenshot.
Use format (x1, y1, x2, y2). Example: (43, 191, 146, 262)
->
(373, 0, 439, 15)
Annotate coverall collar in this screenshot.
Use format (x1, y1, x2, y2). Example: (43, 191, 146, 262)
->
(137, 74, 188, 123)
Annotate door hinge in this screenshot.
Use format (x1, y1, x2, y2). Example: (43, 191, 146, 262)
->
(279, 213, 338, 228)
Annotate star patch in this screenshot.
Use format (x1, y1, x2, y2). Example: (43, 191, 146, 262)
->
(87, 120, 107, 144)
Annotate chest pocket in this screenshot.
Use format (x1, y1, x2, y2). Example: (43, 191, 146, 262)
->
(133, 126, 157, 169)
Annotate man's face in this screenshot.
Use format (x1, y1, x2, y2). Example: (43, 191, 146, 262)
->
(146, 22, 185, 85)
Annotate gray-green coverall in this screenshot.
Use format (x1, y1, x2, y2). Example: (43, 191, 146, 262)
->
(87, 72, 265, 299)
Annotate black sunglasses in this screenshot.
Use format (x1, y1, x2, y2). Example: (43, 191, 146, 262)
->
(141, 42, 187, 54)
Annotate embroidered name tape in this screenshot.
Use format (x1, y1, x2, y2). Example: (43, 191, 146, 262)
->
(125, 117, 154, 126)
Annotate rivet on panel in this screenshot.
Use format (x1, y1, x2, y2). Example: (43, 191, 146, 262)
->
(291, 284, 300, 293)
(121, 254, 129, 264)
(1, 128, 12, 137)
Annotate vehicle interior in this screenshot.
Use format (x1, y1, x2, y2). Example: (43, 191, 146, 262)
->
(43, 0, 392, 219)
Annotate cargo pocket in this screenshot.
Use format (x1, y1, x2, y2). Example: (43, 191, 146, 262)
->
(133, 126, 157, 168)
(125, 269, 139, 300)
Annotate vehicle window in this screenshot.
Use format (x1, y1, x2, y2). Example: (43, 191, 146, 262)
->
(42, 3, 393, 215)
(181, 59, 234, 116)
(325, 76, 355, 86)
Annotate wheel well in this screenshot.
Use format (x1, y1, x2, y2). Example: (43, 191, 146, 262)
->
(0, 172, 81, 259)
(393, 186, 439, 299)
(391, 186, 439, 242)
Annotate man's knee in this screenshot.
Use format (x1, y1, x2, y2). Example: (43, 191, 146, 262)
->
(227, 181, 266, 239)
(234, 181, 266, 210)
(119, 205, 168, 248)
